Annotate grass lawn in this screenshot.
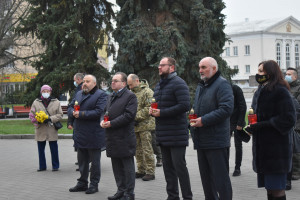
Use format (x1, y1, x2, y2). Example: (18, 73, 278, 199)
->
(0, 119, 73, 134)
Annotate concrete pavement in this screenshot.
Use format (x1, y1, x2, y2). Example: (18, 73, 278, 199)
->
(0, 138, 299, 200)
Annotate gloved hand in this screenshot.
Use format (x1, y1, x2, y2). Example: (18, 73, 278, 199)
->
(43, 118, 52, 124)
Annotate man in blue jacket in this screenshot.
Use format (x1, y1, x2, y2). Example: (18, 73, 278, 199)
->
(190, 57, 234, 200)
(68, 74, 107, 194)
(150, 57, 193, 200)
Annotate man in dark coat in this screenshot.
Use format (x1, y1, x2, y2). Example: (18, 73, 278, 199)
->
(190, 57, 234, 200)
(230, 84, 247, 177)
(150, 57, 193, 200)
(68, 74, 107, 194)
(101, 72, 137, 200)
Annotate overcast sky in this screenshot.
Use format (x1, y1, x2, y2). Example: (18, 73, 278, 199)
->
(222, 0, 300, 24)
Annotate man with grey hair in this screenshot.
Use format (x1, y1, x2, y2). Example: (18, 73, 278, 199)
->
(68, 74, 107, 194)
(190, 57, 234, 200)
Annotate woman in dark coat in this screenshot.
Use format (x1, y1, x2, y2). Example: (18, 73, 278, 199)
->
(248, 60, 296, 200)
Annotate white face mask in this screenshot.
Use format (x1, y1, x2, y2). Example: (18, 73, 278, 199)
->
(74, 81, 78, 87)
(42, 93, 50, 99)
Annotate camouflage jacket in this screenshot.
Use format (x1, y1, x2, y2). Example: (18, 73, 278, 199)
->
(131, 79, 155, 132)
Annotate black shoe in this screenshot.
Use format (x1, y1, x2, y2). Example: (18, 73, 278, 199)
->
(37, 168, 46, 172)
(142, 174, 155, 181)
(69, 185, 88, 192)
(75, 162, 78, 165)
(108, 192, 124, 200)
(286, 180, 292, 190)
(156, 158, 162, 167)
(85, 187, 98, 194)
(232, 169, 241, 177)
(52, 168, 59, 172)
(120, 195, 134, 200)
(76, 168, 79, 171)
(135, 172, 145, 178)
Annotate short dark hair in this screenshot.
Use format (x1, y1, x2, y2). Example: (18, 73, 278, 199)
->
(162, 57, 176, 70)
(115, 72, 127, 82)
(287, 67, 298, 77)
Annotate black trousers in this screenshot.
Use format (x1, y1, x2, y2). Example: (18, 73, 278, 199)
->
(233, 130, 243, 170)
(151, 131, 162, 160)
(111, 156, 135, 197)
(77, 148, 101, 188)
(161, 146, 193, 200)
(197, 148, 232, 200)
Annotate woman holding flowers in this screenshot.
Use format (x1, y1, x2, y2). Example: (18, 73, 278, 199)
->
(30, 85, 63, 172)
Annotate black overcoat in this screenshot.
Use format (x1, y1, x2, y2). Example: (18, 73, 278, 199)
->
(103, 87, 137, 158)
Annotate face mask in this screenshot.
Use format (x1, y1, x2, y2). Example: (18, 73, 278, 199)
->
(42, 93, 50, 99)
(74, 81, 78, 87)
(255, 74, 269, 84)
(285, 75, 292, 83)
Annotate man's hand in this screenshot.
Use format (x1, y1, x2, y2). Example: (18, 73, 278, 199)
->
(149, 107, 160, 117)
(73, 111, 79, 118)
(67, 125, 73, 130)
(190, 117, 203, 127)
(100, 120, 111, 128)
(236, 125, 243, 130)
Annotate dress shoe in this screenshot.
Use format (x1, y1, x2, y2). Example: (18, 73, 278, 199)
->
(142, 174, 155, 181)
(69, 184, 88, 192)
(156, 158, 162, 167)
(232, 169, 241, 177)
(52, 168, 59, 172)
(76, 168, 79, 171)
(135, 172, 145, 178)
(108, 192, 124, 200)
(85, 187, 98, 194)
(120, 194, 134, 200)
(75, 162, 78, 165)
(37, 168, 46, 172)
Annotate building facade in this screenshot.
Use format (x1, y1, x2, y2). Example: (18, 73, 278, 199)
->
(222, 16, 300, 87)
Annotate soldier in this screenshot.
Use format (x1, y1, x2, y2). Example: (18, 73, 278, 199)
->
(127, 74, 156, 181)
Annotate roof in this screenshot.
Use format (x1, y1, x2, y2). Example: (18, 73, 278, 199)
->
(224, 16, 300, 35)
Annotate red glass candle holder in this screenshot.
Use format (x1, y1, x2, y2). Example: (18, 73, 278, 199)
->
(104, 115, 109, 122)
(74, 105, 80, 112)
(151, 102, 158, 109)
(248, 114, 257, 125)
(189, 114, 197, 125)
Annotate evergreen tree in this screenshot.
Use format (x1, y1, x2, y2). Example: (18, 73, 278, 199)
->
(113, 0, 236, 102)
(17, 0, 115, 105)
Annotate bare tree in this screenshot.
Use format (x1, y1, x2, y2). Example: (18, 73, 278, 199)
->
(0, 0, 41, 72)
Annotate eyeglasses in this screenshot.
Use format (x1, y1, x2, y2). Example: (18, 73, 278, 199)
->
(112, 80, 123, 83)
(158, 64, 171, 68)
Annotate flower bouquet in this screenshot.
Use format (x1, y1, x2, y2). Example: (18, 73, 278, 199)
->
(29, 109, 49, 126)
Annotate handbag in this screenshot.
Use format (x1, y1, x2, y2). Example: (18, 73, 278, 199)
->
(53, 121, 63, 130)
(293, 129, 300, 153)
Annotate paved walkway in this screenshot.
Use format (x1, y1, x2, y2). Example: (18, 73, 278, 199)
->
(0, 138, 299, 200)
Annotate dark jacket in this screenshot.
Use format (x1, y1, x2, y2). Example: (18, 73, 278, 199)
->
(230, 84, 247, 129)
(289, 80, 300, 131)
(68, 86, 107, 149)
(153, 72, 190, 147)
(68, 82, 83, 126)
(103, 87, 137, 158)
(192, 71, 234, 149)
(251, 84, 296, 173)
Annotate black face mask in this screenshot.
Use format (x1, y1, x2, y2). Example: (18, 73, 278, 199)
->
(255, 74, 269, 84)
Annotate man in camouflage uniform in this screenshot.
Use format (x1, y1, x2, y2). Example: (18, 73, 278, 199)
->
(285, 68, 300, 181)
(127, 74, 156, 181)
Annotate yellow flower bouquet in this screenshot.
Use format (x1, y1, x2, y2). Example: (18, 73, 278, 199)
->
(35, 111, 49, 123)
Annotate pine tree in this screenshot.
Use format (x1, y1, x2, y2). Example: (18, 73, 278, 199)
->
(113, 0, 236, 102)
(17, 0, 115, 105)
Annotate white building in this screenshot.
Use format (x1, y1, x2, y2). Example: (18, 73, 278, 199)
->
(222, 16, 300, 87)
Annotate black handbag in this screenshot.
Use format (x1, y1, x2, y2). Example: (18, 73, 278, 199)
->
(53, 121, 63, 130)
(293, 129, 300, 153)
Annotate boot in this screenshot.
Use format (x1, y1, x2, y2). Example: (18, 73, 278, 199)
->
(273, 195, 286, 200)
(285, 180, 291, 190)
(156, 158, 162, 167)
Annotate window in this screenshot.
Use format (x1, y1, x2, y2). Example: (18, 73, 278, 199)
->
(295, 44, 299, 68)
(234, 65, 238, 70)
(245, 65, 250, 73)
(276, 43, 281, 67)
(225, 47, 230, 56)
(245, 45, 250, 55)
(233, 46, 238, 56)
(286, 43, 290, 68)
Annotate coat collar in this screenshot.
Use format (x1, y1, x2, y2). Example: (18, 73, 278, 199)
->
(200, 71, 221, 87)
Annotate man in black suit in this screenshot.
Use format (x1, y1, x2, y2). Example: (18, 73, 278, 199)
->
(101, 72, 138, 200)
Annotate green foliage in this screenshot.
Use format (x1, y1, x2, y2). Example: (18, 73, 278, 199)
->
(17, 0, 115, 105)
(113, 0, 236, 104)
